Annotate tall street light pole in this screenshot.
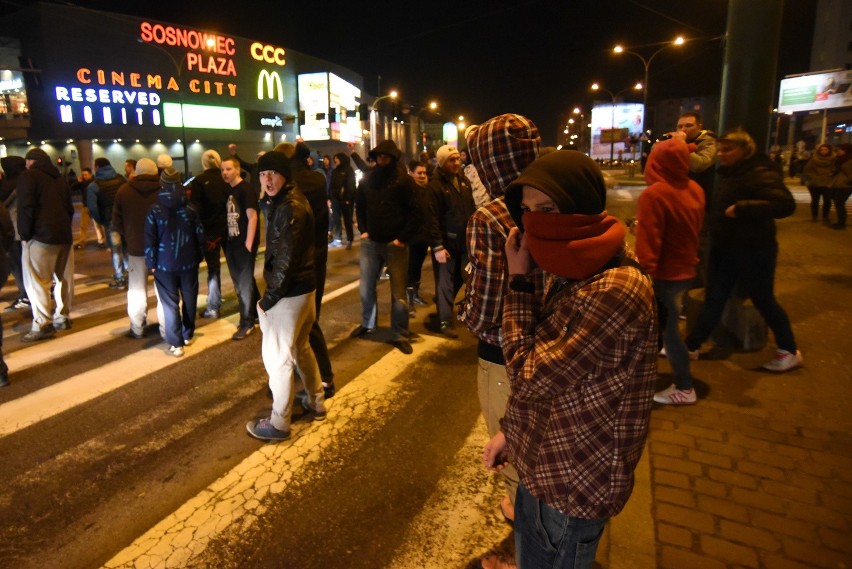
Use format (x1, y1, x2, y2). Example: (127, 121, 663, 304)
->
(613, 36, 684, 158)
(591, 82, 642, 167)
(370, 90, 397, 148)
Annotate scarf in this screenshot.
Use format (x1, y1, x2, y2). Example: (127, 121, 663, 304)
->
(522, 211, 626, 280)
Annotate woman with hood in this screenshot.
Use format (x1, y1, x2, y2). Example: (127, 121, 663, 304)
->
(144, 168, 205, 357)
(330, 152, 356, 249)
(635, 138, 705, 405)
(829, 143, 852, 229)
(803, 143, 836, 222)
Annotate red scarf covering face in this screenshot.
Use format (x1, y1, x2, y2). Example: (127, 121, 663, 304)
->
(522, 211, 626, 279)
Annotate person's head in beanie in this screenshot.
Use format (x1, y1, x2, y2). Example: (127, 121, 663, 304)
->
(504, 150, 624, 280)
(160, 167, 182, 191)
(436, 145, 461, 174)
(24, 147, 51, 169)
(201, 149, 221, 171)
(156, 154, 173, 171)
(257, 150, 291, 198)
(135, 158, 158, 177)
(466, 114, 541, 200)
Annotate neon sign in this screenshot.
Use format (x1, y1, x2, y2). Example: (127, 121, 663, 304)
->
(257, 70, 284, 102)
(139, 22, 235, 55)
(250, 43, 286, 66)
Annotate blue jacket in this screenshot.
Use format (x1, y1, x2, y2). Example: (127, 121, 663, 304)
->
(86, 165, 125, 226)
(144, 187, 205, 272)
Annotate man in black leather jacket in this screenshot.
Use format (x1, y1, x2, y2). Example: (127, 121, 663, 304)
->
(246, 151, 327, 442)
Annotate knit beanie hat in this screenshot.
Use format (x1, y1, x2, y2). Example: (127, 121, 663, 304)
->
(436, 145, 459, 167)
(160, 167, 181, 188)
(466, 114, 541, 199)
(505, 150, 606, 226)
(135, 158, 158, 177)
(24, 147, 50, 162)
(201, 149, 221, 170)
(156, 154, 173, 169)
(256, 150, 291, 180)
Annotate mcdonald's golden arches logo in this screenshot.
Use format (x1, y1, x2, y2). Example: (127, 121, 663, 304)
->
(257, 69, 284, 102)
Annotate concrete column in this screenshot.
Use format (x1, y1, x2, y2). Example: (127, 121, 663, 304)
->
(76, 139, 94, 170)
(718, 0, 784, 150)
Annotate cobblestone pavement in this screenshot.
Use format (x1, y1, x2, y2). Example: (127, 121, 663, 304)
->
(608, 182, 852, 569)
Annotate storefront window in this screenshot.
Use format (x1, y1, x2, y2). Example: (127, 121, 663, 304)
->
(0, 70, 28, 117)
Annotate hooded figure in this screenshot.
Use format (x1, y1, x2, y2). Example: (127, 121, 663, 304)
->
(330, 152, 356, 247)
(803, 143, 837, 221)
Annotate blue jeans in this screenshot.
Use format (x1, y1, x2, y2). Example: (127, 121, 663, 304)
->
(515, 483, 607, 569)
(202, 240, 223, 311)
(655, 279, 693, 390)
(107, 227, 128, 281)
(154, 270, 198, 347)
(358, 238, 409, 340)
(686, 245, 796, 353)
(224, 240, 259, 328)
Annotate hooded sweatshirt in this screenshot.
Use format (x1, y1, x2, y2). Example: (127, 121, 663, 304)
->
(635, 138, 705, 281)
(803, 144, 837, 188)
(17, 149, 74, 244)
(112, 174, 161, 256)
(86, 165, 126, 226)
(144, 187, 205, 272)
(330, 153, 356, 203)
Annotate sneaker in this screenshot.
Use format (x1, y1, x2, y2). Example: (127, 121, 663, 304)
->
(659, 347, 667, 358)
(300, 397, 328, 421)
(21, 325, 56, 343)
(246, 418, 291, 442)
(379, 270, 390, 281)
(653, 384, 697, 405)
(322, 379, 336, 400)
(108, 278, 127, 290)
(200, 308, 220, 319)
(439, 321, 459, 339)
(391, 339, 413, 355)
(232, 325, 255, 340)
(183, 337, 195, 346)
(53, 319, 72, 331)
(349, 325, 375, 338)
(126, 329, 145, 339)
(0, 372, 8, 388)
(73, 242, 85, 250)
(412, 293, 427, 306)
(5, 298, 30, 312)
(169, 345, 184, 357)
(762, 349, 802, 372)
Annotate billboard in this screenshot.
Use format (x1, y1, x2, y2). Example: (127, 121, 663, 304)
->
(298, 72, 362, 142)
(590, 102, 644, 161)
(778, 70, 852, 113)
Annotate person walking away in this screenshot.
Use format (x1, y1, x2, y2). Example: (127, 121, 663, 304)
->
(484, 150, 657, 568)
(144, 168, 205, 356)
(221, 156, 261, 340)
(684, 128, 802, 372)
(112, 158, 161, 338)
(86, 158, 127, 289)
(460, 113, 542, 524)
(17, 148, 74, 342)
(634, 137, 705, 405)
(1, 156, 30, 311)
(246, 151, 326, 441)
(829, 143, 852, 229)
(803, 143, 836, 222)
(189, 150, 229, 319)
(424, 145, 475, 338)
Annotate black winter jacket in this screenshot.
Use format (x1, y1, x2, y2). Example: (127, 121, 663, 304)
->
(425, 166, 475, 252)
(189, 168, 229, 240)
(17, 155, 73, 244)
(330, 153, 356, 204)
(710, 154, 795, 250)
(259, 186, 316, 311)
(355, 161, 421, 244)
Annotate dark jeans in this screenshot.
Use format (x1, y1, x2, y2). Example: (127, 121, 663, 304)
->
(224, 240, 259, 328)
(514, 483, 606, 569)
(685, 245, 796, 353)
(309, 253, 333, 380)
(340, 201, 354, 243)
(807, 186, 831, 220)
(407, 238, 429, 287)
(202, 239, 223, 311)
(154, 270, 199, 347)
(329, 196, 342, 241)
(831, 187, 852, 226)
(434, 243, 465, 323)
(359, 238, 409, 339)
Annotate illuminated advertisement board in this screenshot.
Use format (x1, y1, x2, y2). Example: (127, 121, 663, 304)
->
(298, 72, 363, 142)
(1, 4, 362, 141)
(778, 70, 852, 113)
(442, 122, 459, 148)
(299, 72, 330, 140)
(329, 73, 362, 143)
(590, 103, 644, 160)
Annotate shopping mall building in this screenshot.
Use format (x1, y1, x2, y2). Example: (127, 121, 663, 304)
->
(0, 2, 373, 178)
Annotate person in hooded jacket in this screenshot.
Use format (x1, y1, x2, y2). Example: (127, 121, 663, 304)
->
(634, 138, 705, 405)
(483, 150, 657, 569)
(113, 158, 162, 339)
(330, 152, 356, 249)
(685, 128, 801, 372)
(352, 139, 421, 355)
(0, 198, 14, 386)
(1, 155, 29, 311)
(189, 149, 229, 319)
(18, 148, 75, 342)
(829, 143, 852, 229)
(145, 168, 205, 357)
(86, 158, 128, 289)
(803, 143, 836, 222)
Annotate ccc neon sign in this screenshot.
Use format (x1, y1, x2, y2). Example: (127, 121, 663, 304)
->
(251, 42, 286, 66)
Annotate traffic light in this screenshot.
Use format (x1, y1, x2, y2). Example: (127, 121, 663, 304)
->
(56, 157, 64, 166)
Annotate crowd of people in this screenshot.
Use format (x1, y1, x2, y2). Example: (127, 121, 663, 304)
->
(0, 107, 845, 567)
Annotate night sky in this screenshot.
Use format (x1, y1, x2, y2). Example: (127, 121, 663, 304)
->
(3, 0, 818, 143)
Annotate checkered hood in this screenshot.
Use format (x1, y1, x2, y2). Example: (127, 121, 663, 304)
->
(466, 114, 541, 199)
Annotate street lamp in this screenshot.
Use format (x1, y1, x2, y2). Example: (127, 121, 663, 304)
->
(370, 90, 398, 147)
(613, 36, 685, 151)
(591, 82, 643, 166)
